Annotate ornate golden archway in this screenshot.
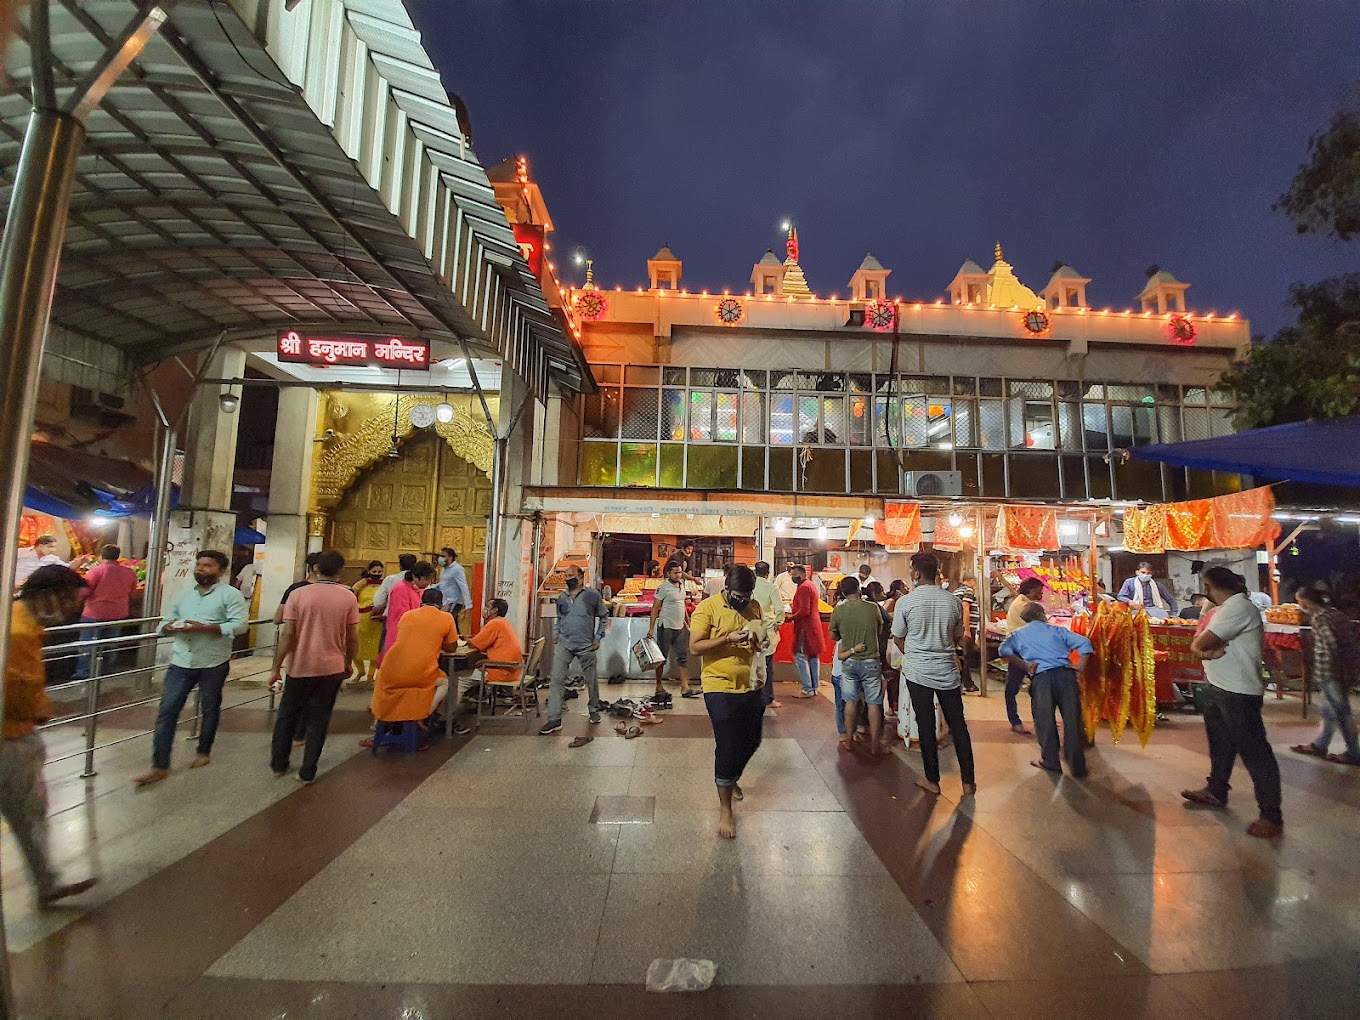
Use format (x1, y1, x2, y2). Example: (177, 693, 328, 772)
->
(310, 392, 498, 570)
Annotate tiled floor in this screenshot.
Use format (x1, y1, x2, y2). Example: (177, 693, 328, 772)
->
(6, 669, 1360, 1018)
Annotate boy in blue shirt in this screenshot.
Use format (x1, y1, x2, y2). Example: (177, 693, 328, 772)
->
(999, 601, 1093, 778)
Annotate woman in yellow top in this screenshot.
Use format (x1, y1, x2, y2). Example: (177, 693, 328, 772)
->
(689, 563, 767, 840)
(351, 560, 385, 683)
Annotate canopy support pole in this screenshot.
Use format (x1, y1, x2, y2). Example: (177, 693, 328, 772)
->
(976, 508, 990, 698)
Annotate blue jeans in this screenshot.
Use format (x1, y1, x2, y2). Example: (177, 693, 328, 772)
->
(841, 657, 884, 705)
(1030, 668, 1086, 777)
(794, 651, 819, 695)
(1005, 662, 1027, 728)
(1311, 679, 1360, 762)
(151, 662, 230, 769)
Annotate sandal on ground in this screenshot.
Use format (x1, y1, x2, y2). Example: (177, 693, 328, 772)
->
(568, 736, 594, 748)
(1290, 744, 1325, 757)
(614, 723, 643, 739)
(681, 690, 703, 699)
(1325, 752, 1360, 766)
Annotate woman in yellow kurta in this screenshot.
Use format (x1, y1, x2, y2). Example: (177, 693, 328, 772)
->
(351, 560, 385, 683)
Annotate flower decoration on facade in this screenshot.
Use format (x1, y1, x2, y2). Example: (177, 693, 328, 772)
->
(1166, 314, 1197, 345)
(714, 296, 745, 326)
(864, 298, 896, 331)
(574, 288, 607, 321)
(1021, 308, 1051, 337)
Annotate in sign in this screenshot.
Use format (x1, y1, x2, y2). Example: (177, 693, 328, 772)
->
(276, 330, 431, 371)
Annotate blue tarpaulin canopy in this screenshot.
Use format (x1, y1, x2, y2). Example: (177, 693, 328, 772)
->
(1127, 416, 1360, 488)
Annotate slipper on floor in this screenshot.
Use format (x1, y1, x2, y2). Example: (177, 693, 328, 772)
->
(638, 714, 665, 725)
(681, 690, 703, 699)
(568, 736, 594, 748)
(1325, 752, 1360, 766)
(613, 723, 643, 740)
(1290, 744, 1325, 757)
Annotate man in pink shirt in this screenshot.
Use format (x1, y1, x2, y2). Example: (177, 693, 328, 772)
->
(74, 544, 138, 681)
(268, 550, 359, 783)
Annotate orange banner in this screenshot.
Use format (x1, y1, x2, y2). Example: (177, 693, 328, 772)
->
(1210, 486, 1280, 550)
(1164, 499, 1215, 551)
(993, 506, 1060, 551)
(1122, 504, 1167, 554)
(874, 502, 921, 549)
(931, 516, 964, 552)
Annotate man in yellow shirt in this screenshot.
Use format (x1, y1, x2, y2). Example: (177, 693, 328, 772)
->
(689, 564, 766, 840)
(4, 566, 98, 907)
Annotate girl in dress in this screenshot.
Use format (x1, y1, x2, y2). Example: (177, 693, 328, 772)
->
(351, 560, 385, 683)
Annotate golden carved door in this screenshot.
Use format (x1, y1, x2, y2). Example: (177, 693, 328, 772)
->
(327, 432, 489, 576)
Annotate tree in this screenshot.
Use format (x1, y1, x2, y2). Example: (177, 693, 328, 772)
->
(1216, 102, 1360, 429)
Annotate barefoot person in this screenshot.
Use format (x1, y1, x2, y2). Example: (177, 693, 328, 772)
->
(1182, 567, 1284, 838)
(892, 553, 976, 796)
(4, 566, 98, 907)
(1290, 583, 1360, 766)
(1000, 601, 1093, 777)
(646, 560, 694, 701)
(689, 564, 767, 839)
(829, 575, 887, 755)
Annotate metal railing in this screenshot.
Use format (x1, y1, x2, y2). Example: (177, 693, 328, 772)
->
(37, 617, 279, 778)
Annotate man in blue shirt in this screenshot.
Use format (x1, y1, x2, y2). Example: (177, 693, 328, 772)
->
(134, 550, 249, 788)
(438, 548, 472, 631)
(540, 563, 609, 735)
(999, 601, 1093, 778)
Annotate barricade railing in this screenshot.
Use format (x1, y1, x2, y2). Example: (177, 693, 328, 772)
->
(36, 617, 279, 778)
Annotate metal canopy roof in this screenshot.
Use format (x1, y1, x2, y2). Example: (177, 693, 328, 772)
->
(0, 0, 589, 395)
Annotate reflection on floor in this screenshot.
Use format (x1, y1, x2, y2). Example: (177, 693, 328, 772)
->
(6, 671, 1360, 1019)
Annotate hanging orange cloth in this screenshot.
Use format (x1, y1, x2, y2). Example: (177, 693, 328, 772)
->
(1164, 499, 1216, 551)
(931, 516, 964, 552)
(1210, 486, 1280, 549)
(874, 502, 922, 548)
(1121, 504, 1166, 554)
(994, 506, 1059, 551)
(1078, 600, 1158, 746)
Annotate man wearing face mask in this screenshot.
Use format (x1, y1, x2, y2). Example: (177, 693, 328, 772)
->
(134, 550, 249, 788)
(540, 564, 609, 735)
(4, 566, 98, 907)
(437, 547, 472, 633)
(1118, 561, 1177, 618)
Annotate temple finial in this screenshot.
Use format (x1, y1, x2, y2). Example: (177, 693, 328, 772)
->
(994, 241, 1003, 263)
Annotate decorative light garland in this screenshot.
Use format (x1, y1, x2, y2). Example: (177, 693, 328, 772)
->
(714, 296, 745, 326)
(1021, 308, 1051, 337)
(574, 288, 608, 321)
(864, 298, 896, 331)
(1166, 314, 1197, 345)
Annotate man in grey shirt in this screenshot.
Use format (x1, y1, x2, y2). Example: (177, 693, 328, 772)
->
(647, 560, 694, 701)
(540, 563, 609, 735)
(892, 552, 977, 797)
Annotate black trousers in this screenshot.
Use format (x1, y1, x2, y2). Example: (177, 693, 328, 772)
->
(270, 673, 345, 781)
(705, 689, 764, 788)
(906, 681, 975, 786)
(1202, 684, 1283, 825)
(1031, 668, 1087, 777)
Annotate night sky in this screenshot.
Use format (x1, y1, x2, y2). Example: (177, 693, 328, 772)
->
(410, 1, 1359, 335)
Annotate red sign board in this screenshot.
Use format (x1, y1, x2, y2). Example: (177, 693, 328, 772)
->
(513, 223, 544, 278)
(276, 330, 431, 370)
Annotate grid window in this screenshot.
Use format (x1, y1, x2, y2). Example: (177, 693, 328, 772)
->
(740, 392, 766, 444)
(715, 392, 739, 442)
(1058, 401, 1082, 450)
(953, 400, 976, 448)
(797, 396, 819, 443)
(848, 393, 872, 446)
(821, 396, 846, 445)
(1183, 406, 1210, 441)
(978, 399, 1005, 450)
(662, 389, 686, 440)
(688, 391, 713, 441)
(875, 396, 901, 448)
(770, 393, 795, 446)
(901, 395, 928, 446)
(620, 388, 659, 441)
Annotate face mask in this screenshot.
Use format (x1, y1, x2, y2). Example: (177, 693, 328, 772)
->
(1137, 572, 1151, 580)
(727, 592, 752, 611)
(565, 576, 580, 591)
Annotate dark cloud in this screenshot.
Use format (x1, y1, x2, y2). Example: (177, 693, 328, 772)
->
(411, 0, 1360, 333)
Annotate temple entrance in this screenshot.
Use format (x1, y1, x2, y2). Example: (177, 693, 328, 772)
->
(326, 431, 491, 580)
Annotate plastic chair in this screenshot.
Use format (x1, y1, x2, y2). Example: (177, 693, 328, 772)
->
(370, 720, 423, 755)
(475, 637, 547, 729)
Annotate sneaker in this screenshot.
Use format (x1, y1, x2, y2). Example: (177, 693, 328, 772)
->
(539, 720, 563, 735)
(38, 878, 97, 910)
(564, 689, 580, 701)
(453, 721, 472, 736)
(1180, 788, 1225, 808)
(589, 711, 602, 725)
(1246, 818, 1284, 839)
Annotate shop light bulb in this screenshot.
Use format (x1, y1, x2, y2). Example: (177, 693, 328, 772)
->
(434, 402, 455, 424)
(948, 512, 963, 527)
(862, 514, 874, 526)
(960, 524, 975, 539)
(817, 524, 828, 540)
(1060, 521, 1079, 537)
(774, 518, 786, 532)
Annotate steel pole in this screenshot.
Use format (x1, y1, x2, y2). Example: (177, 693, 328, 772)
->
(0, 108, 86, 1020)
(142, 424, 177, 619)
(483, 435, 508, 600)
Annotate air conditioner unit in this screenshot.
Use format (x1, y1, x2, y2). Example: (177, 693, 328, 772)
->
(901, 470, 963, 497)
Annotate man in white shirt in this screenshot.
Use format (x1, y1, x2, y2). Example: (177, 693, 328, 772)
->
(752, 561, 784, 711)
(371, 553, 417, 620)
(14, 535, 65, 589)
(646, 561, 695, 701)
(1182, 566, 1283, 838)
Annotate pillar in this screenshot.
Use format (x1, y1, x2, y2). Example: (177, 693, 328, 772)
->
(180, 348, 246, 510)
(257, 387, 319, 646)
(490, 369, 541, 636)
